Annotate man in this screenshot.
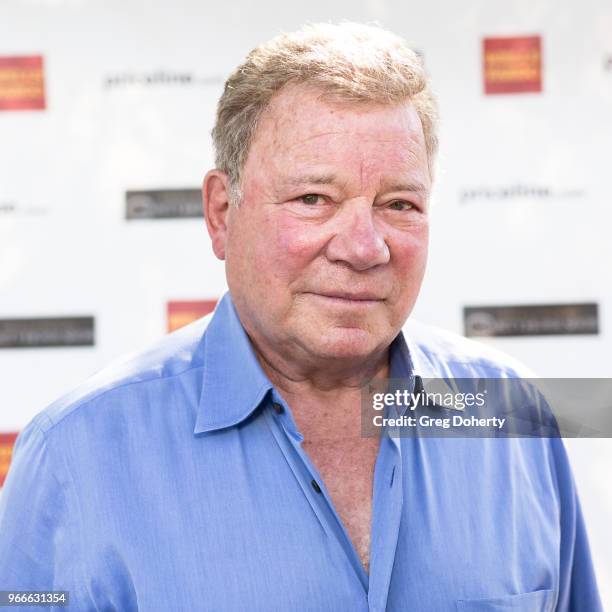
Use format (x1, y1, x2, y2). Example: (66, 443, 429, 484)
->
(0, 22, 602, 611)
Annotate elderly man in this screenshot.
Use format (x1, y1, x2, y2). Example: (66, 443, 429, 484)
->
(0, 22, 602, 612)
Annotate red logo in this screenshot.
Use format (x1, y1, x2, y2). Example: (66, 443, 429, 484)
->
(0, 56, 46, 110)
(483, 36, 542, 94)
(0, 432, 19, 487)
(167, 300, 217, 332)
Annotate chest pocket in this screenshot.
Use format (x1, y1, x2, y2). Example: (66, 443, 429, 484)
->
(456, 589, 554, 611)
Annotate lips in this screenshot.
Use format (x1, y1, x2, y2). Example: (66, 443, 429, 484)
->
(308, 291, 384, 301)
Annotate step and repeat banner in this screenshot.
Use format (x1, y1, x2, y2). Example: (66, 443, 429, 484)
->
(1, 0, 611, 601)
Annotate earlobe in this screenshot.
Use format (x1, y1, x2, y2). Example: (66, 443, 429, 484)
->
(202, 170, 231, 260)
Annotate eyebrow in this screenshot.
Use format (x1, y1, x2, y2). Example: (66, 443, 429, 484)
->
(281, 174, 428, 196)
(384, 181, 429, 195)
(282, 173, 339, 186)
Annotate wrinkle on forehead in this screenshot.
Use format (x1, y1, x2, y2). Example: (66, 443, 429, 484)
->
(270, 126, 426, 169)
(270, 118, 424, 155)
(278, 130, 345, 153)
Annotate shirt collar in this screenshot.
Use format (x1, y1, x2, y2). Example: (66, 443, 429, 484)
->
(194, 291, 430, 434)
(400, 319, 466, 410)
(194, 293, 273, 434)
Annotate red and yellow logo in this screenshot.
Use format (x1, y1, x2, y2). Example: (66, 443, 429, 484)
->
(0, 55, 46, 110)
(0, 433, 19, 487)
(483, 36, 542, 94)
(167, 300, 217, 332)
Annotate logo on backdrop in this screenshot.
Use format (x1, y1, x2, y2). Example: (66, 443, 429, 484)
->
(0, 317, 95, 348)
(483, 35, 542, 94)
(464, 303, 599, 337)
(0, 55, 46, 110)
(460, 184, 585, 204)
(605, 54, 612, 72)
(103, 70, 224, 90)
(167, 301, 218, 333)
(0, 433, 19, 487)
(126, 189, 203, 220)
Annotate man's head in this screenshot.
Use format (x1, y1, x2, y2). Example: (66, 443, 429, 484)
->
(204, 22, 438, 375)
(212, 22, 438, 204)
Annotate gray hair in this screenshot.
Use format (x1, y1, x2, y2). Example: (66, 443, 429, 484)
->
(212, 21, 439, 204)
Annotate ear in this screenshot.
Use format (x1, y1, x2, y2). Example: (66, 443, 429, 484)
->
(202, 169, 232, 260)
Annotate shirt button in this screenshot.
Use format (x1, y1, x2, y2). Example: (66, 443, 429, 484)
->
(311, 479, 322, 494)
(272, 402, 284, 414)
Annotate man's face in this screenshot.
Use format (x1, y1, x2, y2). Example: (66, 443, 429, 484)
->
(222, 85, 431, 366)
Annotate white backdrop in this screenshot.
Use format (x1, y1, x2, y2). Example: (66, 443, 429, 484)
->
(1, 0, 611, 604)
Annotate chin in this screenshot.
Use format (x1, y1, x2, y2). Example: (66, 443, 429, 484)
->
(304, 327, 386, 361)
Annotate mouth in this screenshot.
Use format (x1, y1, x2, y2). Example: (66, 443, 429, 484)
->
(305, 291, 385, 305)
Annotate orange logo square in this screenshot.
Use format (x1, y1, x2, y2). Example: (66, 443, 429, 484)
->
(167, 300, 218, 332)
(0, 56, 46, 110)
(0, 433, 19, 487)
(483, 36, 542, 94)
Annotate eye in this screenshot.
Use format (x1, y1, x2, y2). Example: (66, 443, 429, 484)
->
(387, 200, 414, 211)
(298, 194, 323, 205)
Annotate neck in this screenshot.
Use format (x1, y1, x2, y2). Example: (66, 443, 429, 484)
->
(251, 338, 390, 405)
(259, 345, 390, 442)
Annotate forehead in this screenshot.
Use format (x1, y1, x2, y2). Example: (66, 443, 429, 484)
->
(245, 85, 428, 183)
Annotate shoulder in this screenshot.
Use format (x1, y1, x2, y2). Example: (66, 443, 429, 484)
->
(402, 318, 536, 378)
(31, 313, 215, 437)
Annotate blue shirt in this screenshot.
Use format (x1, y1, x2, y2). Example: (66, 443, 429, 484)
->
(0, 292, 602, 611)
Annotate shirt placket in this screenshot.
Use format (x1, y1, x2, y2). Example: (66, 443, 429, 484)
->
(262, 392, 404, 612)
(368, 406, 404, 612)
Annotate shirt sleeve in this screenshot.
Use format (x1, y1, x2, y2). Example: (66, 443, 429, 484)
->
(0, 418, 92, 610)
(550, 436, 603, 612)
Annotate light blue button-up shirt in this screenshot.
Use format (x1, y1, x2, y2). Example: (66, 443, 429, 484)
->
(0, 292, 602, 611)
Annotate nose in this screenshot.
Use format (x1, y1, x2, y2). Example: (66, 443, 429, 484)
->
(325, 199, 390, 271)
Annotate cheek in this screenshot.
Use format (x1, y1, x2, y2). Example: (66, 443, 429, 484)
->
(274, 215, 325, 270)
(392, 224, 429, 266)
(228, 211, 322, 293)
(388, 225, 429, 308)
(226, 213, 270, 288)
